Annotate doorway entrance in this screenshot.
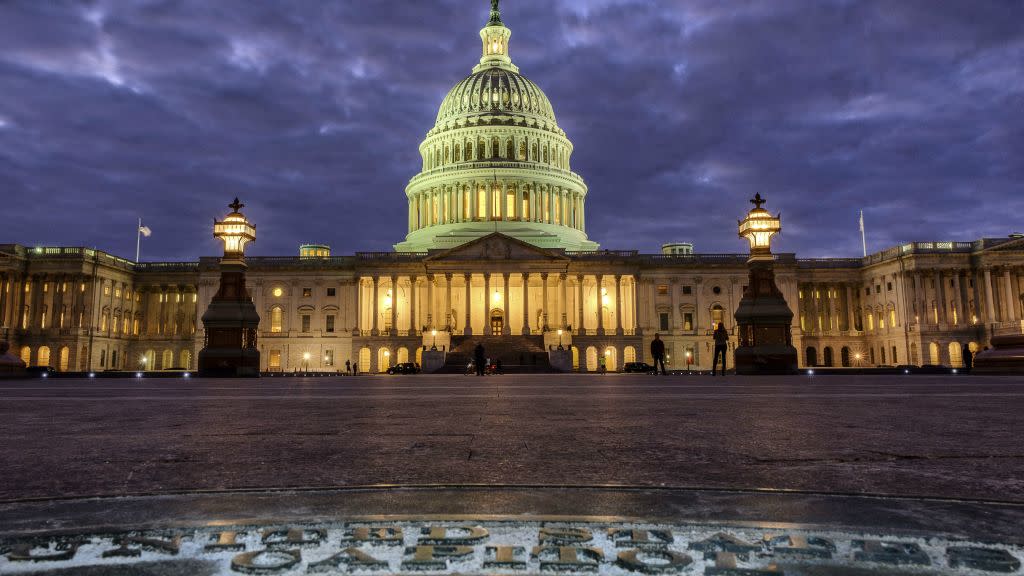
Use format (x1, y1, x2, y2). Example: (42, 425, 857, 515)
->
(490, 309, 504, 334)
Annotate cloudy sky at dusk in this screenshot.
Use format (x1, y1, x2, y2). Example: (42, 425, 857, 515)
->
(0, 0, 1021, 261)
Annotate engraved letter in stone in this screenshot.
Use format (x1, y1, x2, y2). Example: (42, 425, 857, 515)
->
(204, 531, 245, 552)
(616, 549, 692, 574)
(764, 534, 834, 559)
(261, 528, 326, 549)
(309, 547, 388, 572)
(401, 545, 474, 570)
(538, 527, 592, 545)
(484, 546, 527, 569)
(531, 545, 604, 572)
(231, 549, 301, 574)
(340, 526, 404, 546)
(852, 540, 930, 565)
(608, 528, 674, 549)
(688, 532, 760, 560)
(419, 525, 489, 545)
(8, 540, 81, 562)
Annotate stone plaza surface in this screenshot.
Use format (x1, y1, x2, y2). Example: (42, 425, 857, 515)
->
(1, 373, 1023, 503)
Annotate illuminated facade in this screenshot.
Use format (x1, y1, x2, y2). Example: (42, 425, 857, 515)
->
(2, 3, 1023, 374)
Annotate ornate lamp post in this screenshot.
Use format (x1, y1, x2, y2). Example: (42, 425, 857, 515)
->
(197, 198, 261, 377)
(733, 193, 798, 374)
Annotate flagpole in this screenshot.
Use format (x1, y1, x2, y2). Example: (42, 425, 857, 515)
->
(859, 210, 867, 257)
(136, 217, 142, 263)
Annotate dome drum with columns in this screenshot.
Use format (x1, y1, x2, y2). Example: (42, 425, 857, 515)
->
(395, 1, 598, 253)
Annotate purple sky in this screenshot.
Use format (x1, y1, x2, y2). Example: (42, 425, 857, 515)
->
(0, 0, 1022, 261)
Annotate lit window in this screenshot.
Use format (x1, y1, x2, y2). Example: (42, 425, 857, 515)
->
(43, 283, 48, 293)
(104, 285, 110, 296)
(192, 294, 197, 303)
(657, 285, 668, 295)
(270, 307, 283, 333)
(115, 288, 121, 298)
(326, 315, 335, 333)
(303, 288, 312, 298)
(301, 315, 311, 332)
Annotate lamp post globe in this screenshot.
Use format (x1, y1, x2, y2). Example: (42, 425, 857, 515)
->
(733, 193, 799, 375)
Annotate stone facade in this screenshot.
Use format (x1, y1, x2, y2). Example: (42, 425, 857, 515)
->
(3, 236, 1023, 373)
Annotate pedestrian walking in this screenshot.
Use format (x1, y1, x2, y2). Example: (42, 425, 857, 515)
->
(474, 343, 486, 376)
(353, 361, 358, 374)
(650, 333, 667, 375)
(598, 353, 606, 374)
(962, 344, 973, 372)
(712, 322, 729, 376)
(345, 359, 351, 375)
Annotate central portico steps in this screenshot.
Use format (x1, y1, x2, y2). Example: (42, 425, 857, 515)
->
(438, 335, 554, 373)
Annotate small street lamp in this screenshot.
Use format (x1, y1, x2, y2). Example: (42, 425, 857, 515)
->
(302, 352, 310, 373)
(557, 329, 563, 349)
(431, 329, 438, 351)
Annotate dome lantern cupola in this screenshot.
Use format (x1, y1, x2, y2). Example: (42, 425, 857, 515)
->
(475, 0, 518, 73)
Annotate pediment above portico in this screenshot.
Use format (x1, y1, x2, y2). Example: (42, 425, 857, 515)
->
(424, 233, 569, 263)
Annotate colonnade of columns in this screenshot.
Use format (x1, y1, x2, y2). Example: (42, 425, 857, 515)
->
(355, 272, 637, 337)
(907, 267, 1023, 326)
(408, 181, 586, 232)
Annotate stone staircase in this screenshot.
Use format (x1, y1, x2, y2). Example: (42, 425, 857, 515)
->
(438, 335, 554, 373)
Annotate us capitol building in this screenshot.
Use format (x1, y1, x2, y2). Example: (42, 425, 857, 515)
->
(2, 3, 1023, 374)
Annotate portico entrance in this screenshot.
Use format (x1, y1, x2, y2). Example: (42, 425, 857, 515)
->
(490, 309, 504, 335)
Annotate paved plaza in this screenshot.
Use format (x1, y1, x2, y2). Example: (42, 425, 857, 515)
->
(2, 373, 1023, 503)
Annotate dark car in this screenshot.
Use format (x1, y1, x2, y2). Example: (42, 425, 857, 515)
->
(623, 362, 655, 373)
(386, 362, 420, 375)
(26, 366, 56, 376)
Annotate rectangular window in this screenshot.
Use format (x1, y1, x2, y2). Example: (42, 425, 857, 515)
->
(875, 285, 881, 294)
(880, 348, 886, 364)
(887, 282, 892, 291)
(522, 192, 531, 220)
(683, 313, 693, 331)
(681, 286, 692, 295)
(99, 350, 106, 368)
(103, 285, 110, 296)
(657, 285, 668, 295)
(659, 313, 669, 331)
(325, 350, 334, 367)
(891, 346, 898, 363)
(301, 315, 311, 332)
(115, 288, 121, 298)
(269, 350, 281, 371)
(302, 288, 312, 298)
(326, 315, 335, 333)
(327, 288, 336, 297)
(506, 190, 515, 219)
(864, 287, 870, 296)
(43, 283, 48, 293)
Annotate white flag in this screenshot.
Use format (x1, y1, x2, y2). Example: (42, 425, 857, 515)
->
(858, 210, 864, 233)
(138, 225, 152, 237)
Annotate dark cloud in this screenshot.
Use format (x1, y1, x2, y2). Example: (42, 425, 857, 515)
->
(0, 0, 1021, 260)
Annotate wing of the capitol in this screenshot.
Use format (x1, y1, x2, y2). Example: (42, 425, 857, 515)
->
(2, 3, 1023, 375)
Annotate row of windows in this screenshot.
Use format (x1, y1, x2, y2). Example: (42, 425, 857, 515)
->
(270, 287, 337, 298)
(422, 136, 569, 171)
(268, 308, 336, 334)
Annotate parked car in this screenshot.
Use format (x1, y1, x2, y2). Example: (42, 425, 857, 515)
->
(386, 362, 420, 375)
(26, 366, 56, 376)
(623, 362, 655, 373)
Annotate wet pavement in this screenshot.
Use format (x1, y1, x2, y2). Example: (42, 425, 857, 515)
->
(2, 373, 1023, 503)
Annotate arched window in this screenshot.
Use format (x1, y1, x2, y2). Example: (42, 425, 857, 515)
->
(928, 342, 940, 365)
(710, 304, 725, 329)
(823, 346, 834, 367)
(506, 139, 514, 159)
(522, 190, 531, 220)
(19, 346, 30, 365)
(585, 346, 597, 372)
(623, 346, 636, 364)
(454, 143, 460, 162)
(531, 143, 538, 161)
(519, 141, 527, 160)
(377, 347, 391, 372)
(358, 347, 371, 373)
(444, 146, 450, 164)
(38, 346, 51, 367)
(180, 349, 192, 370)
(840, 346, 851, 367)
(478, 138, 486, 160)
(270, 306, 283, 333)
(543, 145, 549, 164)
(805, 346, 818, 367)
(604, 347, 618, 372)
(397, 347, 409, 364)
(948, 342, 963, 368)
(491, 137, 500, 158)
(465, 141, 473, 160)
(162, 349, 174, 369)
(59, 346, 70, 372)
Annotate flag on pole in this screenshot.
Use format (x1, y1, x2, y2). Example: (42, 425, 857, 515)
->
(138, 225, 152, 237)
(858, 210, 864, 233)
